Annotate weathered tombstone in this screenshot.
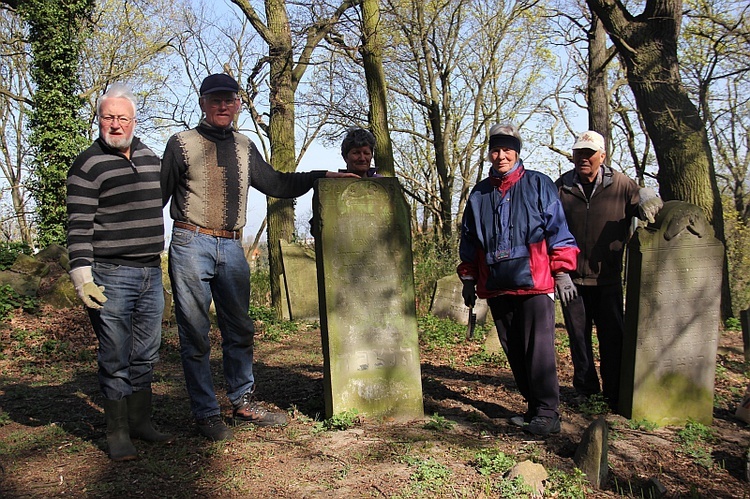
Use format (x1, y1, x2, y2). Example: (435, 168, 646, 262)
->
(574, 417, 609, 488)
(741, 308, 750, 362)
(313, 177, 424, 420)
(484, 323, 503, 354)
(620, 201, 723, 425)
(279, 275, 290, 321)
(279, 240, 319, 321)
(429, 274, 489, 325)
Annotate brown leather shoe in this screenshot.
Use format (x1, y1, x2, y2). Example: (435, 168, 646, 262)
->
(233, 392, 288, 426)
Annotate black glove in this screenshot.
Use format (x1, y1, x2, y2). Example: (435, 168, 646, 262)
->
(461, 280, 476, 307)
(554, 273, 578, 306)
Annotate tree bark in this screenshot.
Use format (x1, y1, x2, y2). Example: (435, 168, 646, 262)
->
(587, 0, 731, 318)
(360, 0, 395, 177)
(587, 12, 611, 146)
(231, 0, 359, 318)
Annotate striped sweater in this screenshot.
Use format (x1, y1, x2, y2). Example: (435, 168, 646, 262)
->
(66, 137, 164, 270)
(161, 120, 327, 231)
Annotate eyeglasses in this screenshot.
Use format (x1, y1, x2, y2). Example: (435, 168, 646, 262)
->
(99, 115, 134, 125)
(205, 97, 239, 108)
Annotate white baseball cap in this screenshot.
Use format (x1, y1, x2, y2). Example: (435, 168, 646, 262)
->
(572, 130, 606, 151)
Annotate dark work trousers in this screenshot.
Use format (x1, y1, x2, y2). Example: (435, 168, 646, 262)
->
(489, 293, 559, 419)
(561, 283, 624, 408)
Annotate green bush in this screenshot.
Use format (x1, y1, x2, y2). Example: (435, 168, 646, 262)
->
(250, 265, 271, 308)
(0, 285, 38, 320)
(417, 314, 465, 349)
(412, 233, 458, 316)
(0, 242, 32, 271)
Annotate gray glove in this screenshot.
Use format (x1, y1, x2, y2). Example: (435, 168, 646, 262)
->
(638, 187, 663, 223)
(554, 273, 578, 306)
(461, 280, 476, 307)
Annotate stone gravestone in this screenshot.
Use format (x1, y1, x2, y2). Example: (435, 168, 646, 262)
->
(620, 201, 723, 425)
(279, 240, 319, 321)
(429, 274, 489, 325)
(313, 177, 424, 420)
(741, 308, 750, 362)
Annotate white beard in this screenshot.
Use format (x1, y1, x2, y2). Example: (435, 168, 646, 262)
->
(103, 133, 134, 153)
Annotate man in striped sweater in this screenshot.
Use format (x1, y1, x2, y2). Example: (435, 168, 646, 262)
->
(67, 84, 171, 461)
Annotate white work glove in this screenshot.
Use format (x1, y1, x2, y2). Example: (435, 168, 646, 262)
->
(638, 187, 663, 224)
(69, 266, 107, 309)
(554, 273, 578, 306)
(461, 279, 476, 308)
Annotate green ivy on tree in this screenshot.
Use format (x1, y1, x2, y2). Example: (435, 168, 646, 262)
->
(17, 0, 94, 247)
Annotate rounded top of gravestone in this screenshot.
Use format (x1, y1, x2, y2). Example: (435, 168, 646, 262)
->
(653, 201, 711, 240)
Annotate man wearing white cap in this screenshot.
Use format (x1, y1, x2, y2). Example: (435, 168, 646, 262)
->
(555, 130, 662, 412)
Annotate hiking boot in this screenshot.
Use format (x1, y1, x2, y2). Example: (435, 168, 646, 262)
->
(508, 413, 531, 428)
(233, 392, 288, 426)
(196, 415, 233, 441)
(525, 414, 561, 437)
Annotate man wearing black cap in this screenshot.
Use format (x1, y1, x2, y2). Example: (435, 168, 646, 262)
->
(161, 73, 357, 441)
(458, 123, 579, 437)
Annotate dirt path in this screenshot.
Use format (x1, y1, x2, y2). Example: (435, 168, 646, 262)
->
(1, 306, 749, 497)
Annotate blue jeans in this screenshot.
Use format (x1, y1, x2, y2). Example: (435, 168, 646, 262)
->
(168, 227, 255, 420)
(88, 263, 164, 401)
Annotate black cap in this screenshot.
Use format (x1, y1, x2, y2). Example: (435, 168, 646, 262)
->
(199, 74, 239, 95)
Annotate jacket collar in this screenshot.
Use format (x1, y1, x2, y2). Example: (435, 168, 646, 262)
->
(197, 119, 235, 141)
(561, 164, 615, 191)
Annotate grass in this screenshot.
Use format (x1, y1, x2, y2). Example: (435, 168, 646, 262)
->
(313, 408, 360, 432)
(676, 420, 717, 469)
(473, 447, 516, 475)
(403, 456, 451, 492)
(422, 413, 456, 432)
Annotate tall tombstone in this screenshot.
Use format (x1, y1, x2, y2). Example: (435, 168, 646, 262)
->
(279, 240, 319, 321)
(741, 308, 750, 362)
(620, 201, 724, 425)
(313, 177, 424, 420)
(429, 274, 490, 325)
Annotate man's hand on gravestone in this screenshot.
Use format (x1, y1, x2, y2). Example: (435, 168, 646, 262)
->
(554, 273, 577, 306)
(461, 280, 476, 308)
(325, 171, 360, 179)
(638, 187, 663, 224)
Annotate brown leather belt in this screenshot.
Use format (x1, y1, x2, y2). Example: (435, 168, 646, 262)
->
(174, 221, 240, 240)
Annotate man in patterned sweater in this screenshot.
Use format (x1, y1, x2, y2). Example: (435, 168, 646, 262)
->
(67, 84, 171, 461)
(161, 74, 357, 441)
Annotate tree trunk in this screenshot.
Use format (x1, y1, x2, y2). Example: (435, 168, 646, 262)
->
(360, 0, 395, 177)
(587, 13, 611, 146)
(232, 0, 359, 318)
(265, 0, 297, 319)
(587, 0, 731, 319)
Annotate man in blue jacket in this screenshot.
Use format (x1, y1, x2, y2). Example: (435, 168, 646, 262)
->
(458, 123, 579, 436)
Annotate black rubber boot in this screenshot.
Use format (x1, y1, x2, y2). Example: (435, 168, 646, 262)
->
(103, 398, 137, 461)
(127, 389, 174, 443)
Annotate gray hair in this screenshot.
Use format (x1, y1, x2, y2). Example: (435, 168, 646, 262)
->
(341, 127, 376, 158)
(96, 83, 138, 117)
